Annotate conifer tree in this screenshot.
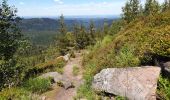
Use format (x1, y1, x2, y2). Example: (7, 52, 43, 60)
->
(139, 4, 144, 16)
(122, 1, 132, 23)
(0, 0, 22, 60)
(144, 0, 160, 15)
(58, 14, 67, 35)
(103, 21, 109, 35)
(57, 14, 68, 55)
(0, 0, 24, 89)
(130, 0, 140, 19)
(162, 0, 170, 11)
(89, 20, 95, 39)
(122, 0, 140, 23)
(89, 20, 96, 45)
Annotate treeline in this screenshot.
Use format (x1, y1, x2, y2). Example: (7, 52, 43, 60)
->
(123, 0, 170, 23)
(56, 14, 113, 55)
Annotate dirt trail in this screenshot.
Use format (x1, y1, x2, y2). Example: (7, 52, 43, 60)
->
(42, 51, 84, 100)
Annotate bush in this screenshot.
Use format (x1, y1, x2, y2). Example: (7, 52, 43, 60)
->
(0, 59, 25, 89)
(26, 57, 66, 76)
(0, 88, 38, 100)
(73, 66, 79, 76)
(23, 77, 52, 94)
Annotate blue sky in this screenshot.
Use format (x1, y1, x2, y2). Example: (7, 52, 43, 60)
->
(7, 0, 164, 17)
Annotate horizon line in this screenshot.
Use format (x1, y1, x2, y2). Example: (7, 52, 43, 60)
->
(20, 15, 121, 18)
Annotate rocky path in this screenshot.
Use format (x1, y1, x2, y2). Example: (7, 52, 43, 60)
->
(42, 51, 84, 100)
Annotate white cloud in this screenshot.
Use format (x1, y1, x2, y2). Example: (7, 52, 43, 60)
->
(54, 0, 63, 4)
(17, 1, 125, 17)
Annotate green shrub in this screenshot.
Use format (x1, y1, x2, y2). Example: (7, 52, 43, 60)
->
(23, 77, 52, 94)
(0, 88, 38, 100)
(73, 66, 79, 76)
(114, 45, 140, 67)
(157, 76, 170, 100)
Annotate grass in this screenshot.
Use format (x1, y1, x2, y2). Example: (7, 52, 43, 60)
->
(73, 65, 79, 76)
(0, 87, 39, 100)
(23, 77, 52, 94)
(79, 11, 170, 99)
(157, 76, 170, 100)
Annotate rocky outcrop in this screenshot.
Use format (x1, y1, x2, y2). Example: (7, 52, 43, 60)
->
(92, 66, 161, 100)
(39, 72, 73, 89)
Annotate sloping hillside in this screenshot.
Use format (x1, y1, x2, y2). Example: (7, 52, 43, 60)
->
(80, 10, 170, 99)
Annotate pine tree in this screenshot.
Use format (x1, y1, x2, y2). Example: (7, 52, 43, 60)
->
(162, 0, 170, 11)
(144, 0, 160, 15)
(89, 20, 96, 45)
(58, 14, 67, 35)
(57, 14, 68, 55)
(122, 0, 140, 23)
(103, 21, 109, 35)
(122, 1, 132, 23)
(130, 0, 140, 19)
(0, 0, 22, 60)
(89, 20, 95, 39)
(139, 4, 144, 16)
(75, 24, 90, 49)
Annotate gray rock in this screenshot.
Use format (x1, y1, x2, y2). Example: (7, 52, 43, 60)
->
(39, 72, 72, 89)
(163, 61, 170, 72)
(92, 66, 161, 100)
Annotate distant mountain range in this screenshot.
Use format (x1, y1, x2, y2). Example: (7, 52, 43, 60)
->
(19, 17, 119, 45)
(19, 17, 119, 32)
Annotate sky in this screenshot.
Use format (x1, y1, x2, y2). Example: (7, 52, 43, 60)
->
(7, 0, 165, 17)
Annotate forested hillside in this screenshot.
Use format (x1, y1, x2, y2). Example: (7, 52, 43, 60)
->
(20, 18, 116, 45)
(0, 0, 170, 100)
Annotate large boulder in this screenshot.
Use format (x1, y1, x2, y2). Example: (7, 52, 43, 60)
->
(39, 72, 72, 89)
(92, 66, 161, 100)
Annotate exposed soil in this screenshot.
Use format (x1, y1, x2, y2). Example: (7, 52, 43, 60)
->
(42, 51, 84, 100)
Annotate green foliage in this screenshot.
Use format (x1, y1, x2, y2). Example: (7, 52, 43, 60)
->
(162, 0, 170, 12)
(23, 77, 52, 94)
(81, 7, 170, 100)
(76, 82, 96, 100)
(0, 87, 38, 100)
(89, 20, 96, 45)
(0, 0, 22, 60)
(33, 57, 66, 74)
(144, 0, 160, 16)
(73, 65, 79, 76)
(58, 14, 67, 35)
(75, 24, 91, 49)
(114, 45, 140, 67)
(157, 76, 170, 100)
(115, 96, 127, 100)
(0, 59, 26, 89)
(122, 0, 140, 23)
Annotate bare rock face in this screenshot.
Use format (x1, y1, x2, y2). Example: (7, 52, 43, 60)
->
(92, 66, 161, 100)
(39, 72, 72, 89)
